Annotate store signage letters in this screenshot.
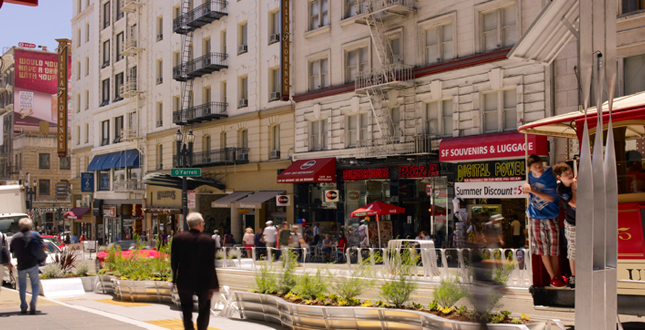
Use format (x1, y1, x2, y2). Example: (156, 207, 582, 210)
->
(398, 164, 439, 178)
(56, 39, 70, 158)
(342, 168, 389, 180)
(324, 190, 339, 202)
(456, 160, 525, 182)
(280, 0, 290, 101)
(455, 182, 526, 199)
(439, 132, 547, 162)
(157, 191, 176, 200)
(276, 195, 291, 206)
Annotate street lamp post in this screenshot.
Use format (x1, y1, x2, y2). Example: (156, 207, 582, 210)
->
(175, 129, 195, 232)
(24, 173, 37, 225)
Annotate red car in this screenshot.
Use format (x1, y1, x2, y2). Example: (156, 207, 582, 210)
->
(95, 240, 164, 270)
(42, 235, 66, 250)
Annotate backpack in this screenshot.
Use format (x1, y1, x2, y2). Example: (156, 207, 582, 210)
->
(23, 231, 47, 266)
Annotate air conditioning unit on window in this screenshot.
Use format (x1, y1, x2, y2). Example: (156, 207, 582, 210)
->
(157, 34, 163, 41)
(204, 157, 211, 163)
(238, 99, 248, 108)
(269, 34, 280, 44)
(156, 77, 163, 84)
(270, 150, 280, 159)
(156, 120, 163, 127)
(156, 163, 163, 170)
(238, 44, 248, 54)
(237, 153, 248, 161)
(269, 92, 281, 101)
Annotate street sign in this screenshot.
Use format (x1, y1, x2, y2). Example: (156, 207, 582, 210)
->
(171, 168, 201, 177)
(187, 190, 196, 208)
(55, 182, 69, 200)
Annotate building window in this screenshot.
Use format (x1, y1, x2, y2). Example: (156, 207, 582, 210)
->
(103, 1, 110, 29)
(203, 38, 211, 55)
(114, 116, 123, 143)
(157, 144, 163, 169)
(85, 90, 89, 110)
(269, 11, 280, 44)
(481, 5, 516, 51)
(622, 0, 645, 14)
(77, 29, 81, 48)
(203, 86, 211, 103)
(76, 125, 81, 144)
(101, 120, 110, 146)
(624, 54, 645, 95)
(309, 0, 329, 31)
(38, 179, 50, 196)
(269, 68, 280, 99)
(272, 124, 281, 152)
(156, 102, 163, 127)
(114, 73, 124, 102)
(238, 23, 248, 54)
(85, 23, 90, 43)
(76, 94, 81, 113)
(346, 46, 368, 83)
(388, 34, 401, 63)
(426, 22, 454, 64)
(115, 0, 123, 20)
(239, 76, 248, 108)
(221, 30, 227, 54)
(156, 59, 163, 84)
(221, 81, 227, 104)
(98, 171, 110, 190)
(85, 56, 90, 76)
(116, 32, 124, 62)
(426, 99, 453, 136)
(482, 89, 516, 133)
(157, 16, 163, 41)
(60, 156, 71, 170)
(347, 113, 368, 147)
(310, 120, 328, 151)
(239, 129, 249, 150)
(345, 0, 357, 18)
(220, 131, 227, 149)
(173, 95, 180, 112)
(39, 153, 50, 169)
(309, 58, 329, 90)
(390, 107, 401, 138)
(85, 123, 89, 143)
(102, 40, 110, 68)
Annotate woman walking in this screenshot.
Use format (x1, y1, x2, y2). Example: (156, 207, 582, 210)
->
(243, 228, 255, 258)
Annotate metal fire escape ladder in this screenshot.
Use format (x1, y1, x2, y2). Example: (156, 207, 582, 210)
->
(363, 10, 393, 78)
(179, 0, 194, 125)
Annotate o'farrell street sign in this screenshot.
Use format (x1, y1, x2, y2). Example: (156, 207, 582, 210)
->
(171, 168, 201, 177)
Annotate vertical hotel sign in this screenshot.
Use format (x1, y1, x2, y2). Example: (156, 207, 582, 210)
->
(280, 0, 290, 101)
(56, 39, 70, 158)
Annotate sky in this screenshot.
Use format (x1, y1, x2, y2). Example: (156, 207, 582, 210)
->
(0, 1, 72, 54)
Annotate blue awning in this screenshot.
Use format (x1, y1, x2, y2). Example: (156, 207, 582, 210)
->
(101, 152, 123, 170)
(87, 154, 109, 171)
(116, 149, 140, 168)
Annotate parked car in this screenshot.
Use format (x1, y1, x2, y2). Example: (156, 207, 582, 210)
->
(2, 240, 62, 289)
(95, 240, 163, 270)
(42, 235, 66, 250)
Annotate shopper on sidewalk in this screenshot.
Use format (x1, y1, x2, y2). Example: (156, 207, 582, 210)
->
(171, 212, 219, 330)
(10, 218, 46, 314)
(243, 228, 255, 258)
(0, 229, 14, 295)
(262, 221, 277, 260)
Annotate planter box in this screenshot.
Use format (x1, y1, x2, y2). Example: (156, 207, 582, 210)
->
(79, 276, 96, 292)
(96, 275, 116, 293)
(235, 292, 553, 330)
(216, 259, 239, 267)
(113, 278, 173, 303)
(26, 278, 85, 298)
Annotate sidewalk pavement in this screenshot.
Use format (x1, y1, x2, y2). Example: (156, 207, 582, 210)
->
(0, 286, 280, 330)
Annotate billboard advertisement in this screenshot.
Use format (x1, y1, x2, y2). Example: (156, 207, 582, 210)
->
(13, 86, 56, 128)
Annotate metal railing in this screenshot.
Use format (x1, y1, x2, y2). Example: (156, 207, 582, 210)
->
(352, 0, 415, 17)
(355, 137, 417, 158)
(187, 0, 228, 23)
(355, 63, 414, 91)
(113, 180, 144, 192)
(172, 102, 228, 124)
(119, 80, 140, 97)
(172, 147, 248, 166)
(187, 52, 228, 74)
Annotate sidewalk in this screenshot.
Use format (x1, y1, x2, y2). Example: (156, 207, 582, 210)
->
(0, 286, 280, 330)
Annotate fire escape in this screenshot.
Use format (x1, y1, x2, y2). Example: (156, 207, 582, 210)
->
(352, 0, 415, 158)
(119, 0, 144, 144)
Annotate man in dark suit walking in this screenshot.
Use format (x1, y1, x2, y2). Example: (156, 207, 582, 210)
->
(171, 212, 219, 330)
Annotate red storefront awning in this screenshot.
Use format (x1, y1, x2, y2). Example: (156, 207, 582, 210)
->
(0, 0, 38, 9)
(63, 207, 91, 220)
(277, 158, 337, 183)
(439, 132, 548, 162)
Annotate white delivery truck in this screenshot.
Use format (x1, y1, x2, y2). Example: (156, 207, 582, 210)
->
(0, 184, 29, 237)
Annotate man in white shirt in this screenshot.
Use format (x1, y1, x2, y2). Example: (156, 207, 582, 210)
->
(212, 230, 221, 249)
(262, 221, 277, 259)
(312, 224, 320, 245)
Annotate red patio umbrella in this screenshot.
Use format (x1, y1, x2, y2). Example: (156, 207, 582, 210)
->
(351, 201, 405, 247)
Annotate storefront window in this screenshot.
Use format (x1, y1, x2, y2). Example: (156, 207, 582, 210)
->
(344, 180, 391, 246)
(98, 170, 110, 191)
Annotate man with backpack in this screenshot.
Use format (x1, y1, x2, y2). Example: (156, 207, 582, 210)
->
(9, 218, 46, 315)
(0, 229, 13, 295)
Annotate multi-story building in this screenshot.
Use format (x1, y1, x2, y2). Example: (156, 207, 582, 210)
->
(0, 47, 72, 233)
(291, 0, 552, 245)
(71, 0, 295, 243)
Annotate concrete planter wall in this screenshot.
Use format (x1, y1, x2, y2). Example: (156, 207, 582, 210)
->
(235, 292, 552, 330)
(112, 278, 173, 303)
(26, 278, 85, 298)
(96, 275, 116, 293)
(80, 276, 96, 292)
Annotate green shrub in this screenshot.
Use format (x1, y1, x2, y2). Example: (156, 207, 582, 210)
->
(277, 250, 299, 294)
(433, 278, 465, 308)
(379, 248, 419, 307)
(41, 263, 63, 279)
(332, 254, 377, 300)
(74, 261, 91, 277)
(254, 261, 278, 294)
(292, 267, 330, 300)
(102, 242, 172, 281)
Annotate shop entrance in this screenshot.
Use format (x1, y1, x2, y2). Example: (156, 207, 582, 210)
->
(105, 217, 121, 243)
(400, 177, 451, 247)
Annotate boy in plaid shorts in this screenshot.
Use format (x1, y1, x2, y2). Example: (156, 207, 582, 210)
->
(523, 155, 566, 288)
(553, 162, 577, 288)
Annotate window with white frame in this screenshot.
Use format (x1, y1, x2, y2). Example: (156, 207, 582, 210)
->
(310, 119, 328, 151)
(77, 29, 81, 48)
(389, 107, 401, 138)
(101, 79, 110, 106)
(239, 23, 248, 54)
(157, 16, 163, 40)
(272, 124, 281, 152)
(85, 56, 89, 76)
(481, 4, 516, 51)
(622, 0, 645, 14)
(115, 32, 123, 62)
(624, 54, 645, 95)
(103, 1, 110, 29)
(426, 22, 454, 64)
(221, 81, 227, 104)
(203, 86, 211, 103)
(85, 23, 90, 43)
(85, 123, 89, 143)
(426, 99, 454, 136)
(114, 72, 124, 102)
(157, 102, 163, 127)
(482, 89, 516, 133)
(85, 90, 89, 110)
(76, 126, 81, 145)
(157, 59, 163, 84)
(101, 120, 110, 146)
(220, 131, 227, 149)
(203, 135, 211, 153)
(270, 11, 280, 44)
(102, 40, 110, 67)
(389, 34, 401, 63)
(270, 68, 280, 97)
(309, 0, 329, 31)
(76, 94, 81, 113)
(203, 38, 211, 56)
(347, 113, 368, 147)
(309, 58, 329, 90)
(345, 0, 357, 18)
(221, 30, 227, 54)
(346, 46, 368, 83)
(114, 116, 123, 143)
(157, 144, 163, 168)
(239, 76, 248, 107)
(173, 95, 180, 112)
(239, 129, 249, 150)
